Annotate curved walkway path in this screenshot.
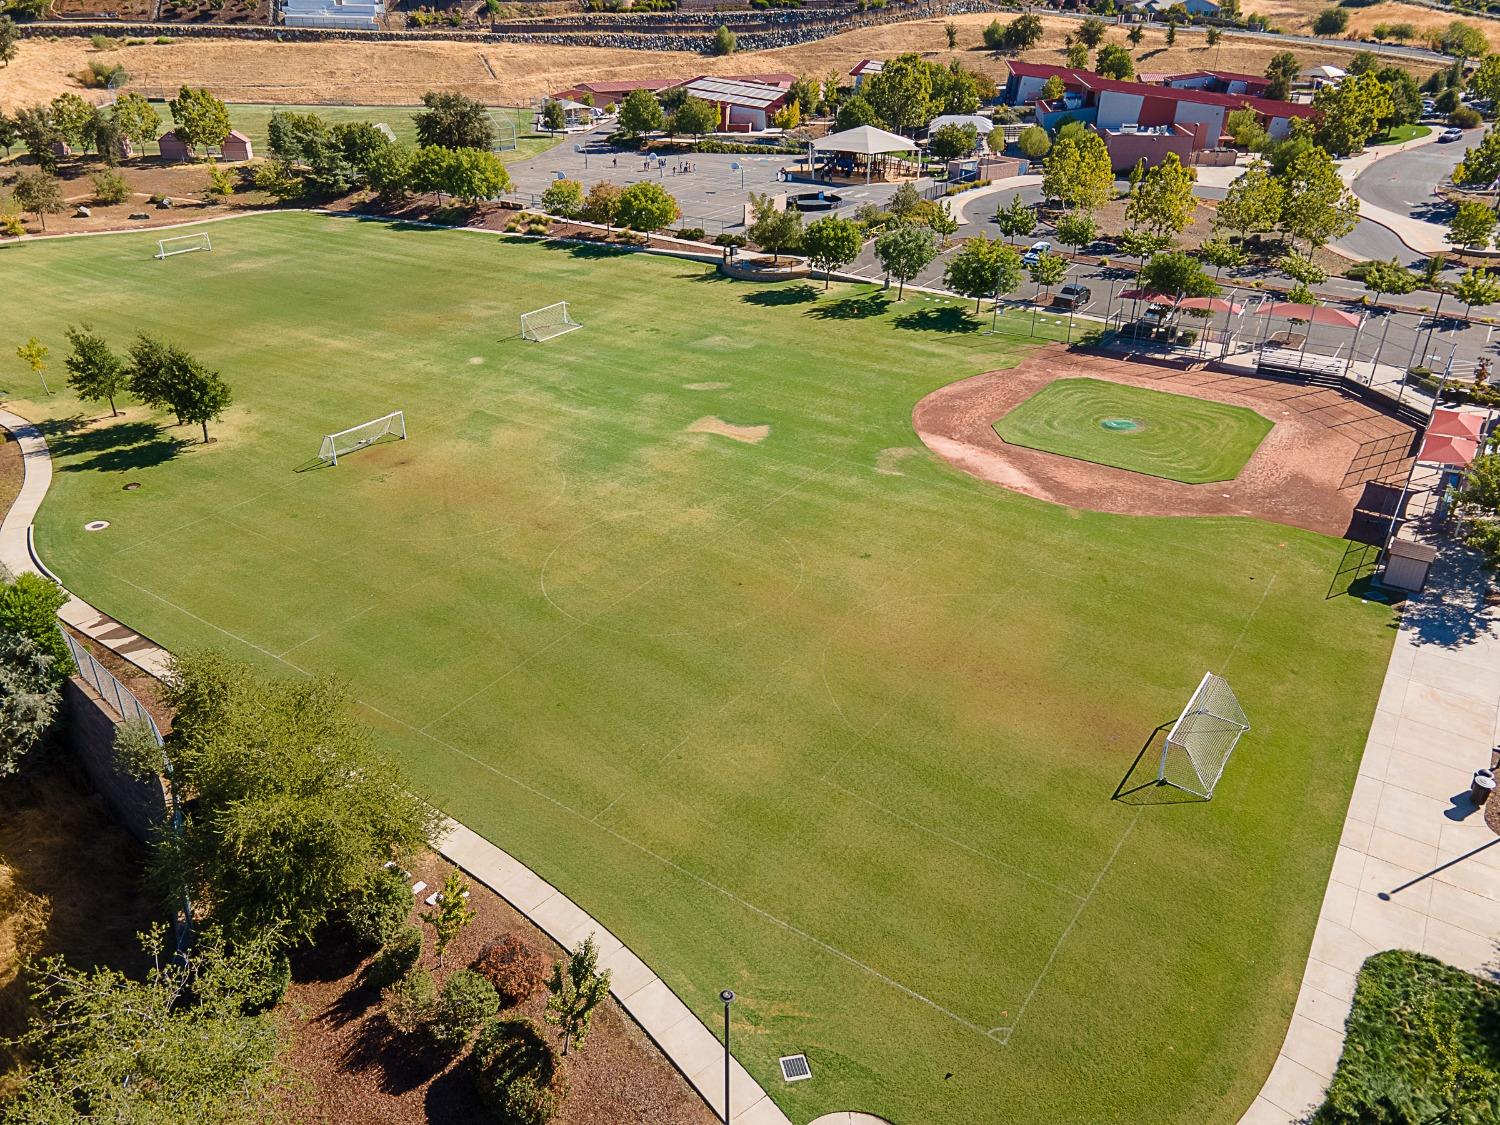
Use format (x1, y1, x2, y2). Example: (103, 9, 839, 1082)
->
(0, 408, 793, 1125)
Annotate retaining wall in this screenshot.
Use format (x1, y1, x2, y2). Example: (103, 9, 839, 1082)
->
(62, 677, 169, 842)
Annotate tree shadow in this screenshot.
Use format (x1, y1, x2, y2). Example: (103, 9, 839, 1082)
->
(805, 294, 891, 321)
(45, 418, 187, 475)
(893, 306, 982, 334)
(536, 238, 631, 260)
(424, 1061, 486, 1121)
(1112, 724, 1209, 805)
(1401, 552, 1500, 650)
(337, 1014, 452, 1095)
(742, 284, 819, 306)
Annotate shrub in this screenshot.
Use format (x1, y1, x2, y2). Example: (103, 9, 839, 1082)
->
(92, 169, 130, 205)
(714, 233, 747, 247)
(428, 969, 500, 1053)
(1, 214, 25, 238)
(90, 33, 117, 49)
(239, 948, 291, 1014)
(346, 867, 411, 949)
(1451, 106, 1483, 129)
(382, 968, 437, 1034)
(368, 925, 423, 988)
(153, 35, 172, 44)
(469, 1016, 565, 1125)
(675, 227, 706, 241)
(473, 934, 547, 1007)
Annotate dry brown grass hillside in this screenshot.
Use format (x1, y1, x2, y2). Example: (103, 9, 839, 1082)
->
(0, 10, 1451, 108)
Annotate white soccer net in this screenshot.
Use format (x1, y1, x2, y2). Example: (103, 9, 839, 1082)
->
(521, 301, 582, 342)
(319, 411, 406, 466)
(155, 232, 213, 260)
(1158, 672, 1250, 799)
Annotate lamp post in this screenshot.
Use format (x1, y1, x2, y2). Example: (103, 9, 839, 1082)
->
(719, 989, 735, 1124)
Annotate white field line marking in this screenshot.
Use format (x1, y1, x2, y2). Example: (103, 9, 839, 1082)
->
(280, 602, 380, 658)
(994, 809, 1141, 1044)
(115, 575, 303, 669)
(819, 777, 1084, 902)
(115, 477, 306, 556)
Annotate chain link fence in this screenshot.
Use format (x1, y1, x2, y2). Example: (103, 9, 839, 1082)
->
(64, 631, 162, 744)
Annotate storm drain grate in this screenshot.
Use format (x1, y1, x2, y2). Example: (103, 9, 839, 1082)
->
(778, 1054, 812, 1083)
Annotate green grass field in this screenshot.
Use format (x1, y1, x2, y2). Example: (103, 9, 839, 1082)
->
(197, 103, 559, 163)
(1370, 124, 1432, 145)
(0, 215, 1395, 1125)
(995, 377, 1274, 483)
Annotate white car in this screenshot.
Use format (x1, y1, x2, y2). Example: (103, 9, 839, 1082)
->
(1439, 127, 1465, 143)
(1022, 240, 1053, 266)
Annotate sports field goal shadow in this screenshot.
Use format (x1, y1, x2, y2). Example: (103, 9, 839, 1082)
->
(1112, 724, 1205, 805)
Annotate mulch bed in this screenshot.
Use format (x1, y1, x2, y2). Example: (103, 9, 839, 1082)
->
(913, 345, 1415, 538)
(282, 850, 717, 1125)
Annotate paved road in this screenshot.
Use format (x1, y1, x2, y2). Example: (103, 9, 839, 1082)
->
(1352, 132, 1473, 235)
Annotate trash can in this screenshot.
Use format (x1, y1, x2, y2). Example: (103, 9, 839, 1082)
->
(1472, 769, 1496, 805)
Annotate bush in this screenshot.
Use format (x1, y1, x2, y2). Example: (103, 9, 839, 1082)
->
(428, 968, 500, 1053)
(713, 233, 747, 248)
(382, 968, 437, 1034)
(1450, 106, 1483, 128)
(92, 169, 130, 205)
(469, 1016, 565, 1125)
(675, 227, 706, 241)
(472, 934, 548, 1007)
(368, 925, 423, 988)
(89, 33, 117, 49)
(346, 867, 411, 949)
(239, 948, 291, 1015)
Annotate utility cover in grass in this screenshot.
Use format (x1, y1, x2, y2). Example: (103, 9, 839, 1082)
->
(994, 377, 1273, 484)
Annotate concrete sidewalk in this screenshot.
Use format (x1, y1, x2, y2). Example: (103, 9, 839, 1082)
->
(1240, 543, 1500, 1123)
(0, 408, 794, 1125)
(1339, 129, 1451, 256)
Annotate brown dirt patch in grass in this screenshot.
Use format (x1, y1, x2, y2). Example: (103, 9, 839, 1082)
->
(686, 416, 769, 444)
(0, 432, 23, 520)
(283, 851, 716, 1125)
(684, 382, 730, 391)
(913, 345, 1415, 537)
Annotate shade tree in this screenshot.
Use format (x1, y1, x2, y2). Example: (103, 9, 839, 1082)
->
(943, 236, 1021, 312)
(64, 324, 129, 416)
(802, 215, 863, 287)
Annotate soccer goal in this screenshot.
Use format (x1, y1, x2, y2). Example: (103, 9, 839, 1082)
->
(319, 411, 406, 466)
(1157, 672, 1250, 799)
(521, 302, 582, 342)
(154, 232, 212, 260)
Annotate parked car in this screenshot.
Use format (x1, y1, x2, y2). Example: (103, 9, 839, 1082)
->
(1439, 127, 1465, 143)
(1021, 240, 1053, 266)
(1054, 283, 1092, 309)
(1422, 99, 1436, 114)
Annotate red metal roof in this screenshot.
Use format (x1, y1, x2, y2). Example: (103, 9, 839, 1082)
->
(1006, 61, 1100, 84)
(1080, 73, 1317, 119)
(1159, 68, 1267, 86)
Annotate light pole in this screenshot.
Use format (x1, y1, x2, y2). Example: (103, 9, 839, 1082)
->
(719, 989, 735, 1124)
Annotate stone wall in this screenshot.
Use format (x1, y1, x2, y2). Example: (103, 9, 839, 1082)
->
(62, 677, 169, 843)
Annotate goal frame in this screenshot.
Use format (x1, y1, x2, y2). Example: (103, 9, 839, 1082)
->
(521, 301, 582, 343)
(319, 410, 406, 467)
(1157, 671, 1250, 799)
(155, 232, 213, 260)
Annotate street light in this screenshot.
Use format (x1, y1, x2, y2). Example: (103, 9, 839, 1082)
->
(719, 989, 735, 1125)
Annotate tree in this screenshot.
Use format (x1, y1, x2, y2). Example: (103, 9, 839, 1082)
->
(14, 104, 62, 171)
(1437, 19, 1488, 64)
(995, 192, 1037, 243)
(617, 88, 664, 137)
(168, 85, 230, 154)
(414, 90, 494, 150)
(1077, 15, 1107, 48)
(582, 181, 623, 230)
(0, 110, 16, 156)
(927, 204, 959, 248)
(803, 215, 862, 288)
(15, 335, 49, 392)
(1095, 43, 1135, 80)
(1360, 257, 1416, 306)
(4, 927, 289, 1123)
(441, 148, 510, 204)
(1066, 41, 1089, 69)
(111, 91, 160, 151)
(1042, 130, 1113, 214)
(423, 871, 476, 967)
(541, 99, 566, 133)
(1225, 106, 1270, 151)
(1206, 26, 1221, 47)
(670, 96, 718, 140)
(1028, 250, 1068, 300)
(983, 18, 1005, 51)
(169, 353, 233, 444)
(0, 632, 59, 778)
(13, 168, 63, 231)
(864, 53, 936, 132)
(1449, 199, 1497, 252)
(1017, 124, 1051, 159)
(1214, 159, 1284, 242)
(1165, 22, 1177, 47)
(1120, 229, 1173, 281)
(746, 192, 804, 262)
(204, 159, 235, 202)
(929, 122, 978, 161)
(50, 92, 94, 151)
(540, 178, 585, 218)
(1040, 75, 1067, 103)
(1054, 211, 1097, 257)
(1199, 236, 1247, 279)
(712, 23, 736, 55)
(63, 324, 128, 416)
(1375, 65, 1422, 132)
(1312, 6, 1348, 35)
(1456, 267, 1500, 316)
(0, 15, 17, 67)
(1128, 24, 1144, 48)
(1470, 53, 1500, 105)
(1313, 71, 1394, 157)
(156, 651, 438, 944)
(1125, 150, 1196, 241)
(616, 181, 679, 232)
(0, 570, 72, 677)
(836, 94, 878, 130)
(888, 181, 921, 220)
(1265, 51, 1300, 101)
(875, 224, 936, 299)
(1002, 13, 1044, 52)
(771, 100, 801, 130)
(943, 236, 1021, 313)
(1141, 251, 1220, 330)
(945, 20, 958, 49)
(1277, 146, 1360, 253)
(544, 936, 612, 1056)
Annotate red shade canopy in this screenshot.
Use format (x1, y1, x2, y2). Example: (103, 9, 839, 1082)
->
(1429, 408, 1484, 441)
(1174, 296, 1245, 314)
(1254, 302, 1361, 328)
(1418, 433, 1479, 467)
(1118, 288, 1175, 304)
